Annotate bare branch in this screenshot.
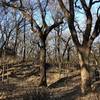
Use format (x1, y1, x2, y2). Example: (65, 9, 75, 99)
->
(89, 0, 93, 8)
(75, 0, 82, 9)
(97, 6, 100, 18)
(75, 21, 84, 34)
(89, 15, 100, 46)
(80, 0, 92, 45)
(37, 0, 47, 27)
(89, 0, 100, 8)
(1, 1, 42, 35)
(45, 20, 63, 36)
(19, 0, 23, 7)
(43, 0, 49, 16)
(61, 36, 71, 57)
(58, 0, 80, 46)
(58, 0, 70, 18)
(80, 0, 89, 11)
(92, 0, 100, 6)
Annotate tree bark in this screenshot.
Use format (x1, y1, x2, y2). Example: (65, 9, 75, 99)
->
(67, 47, 71, 62)
(22, 19, 26, 62)
(78, 47, 91, 94)
(58, 0, 100, 95)
(39, 39, 47, 86)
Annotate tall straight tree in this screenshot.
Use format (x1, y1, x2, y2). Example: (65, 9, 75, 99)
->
(58, 0, 100, 94)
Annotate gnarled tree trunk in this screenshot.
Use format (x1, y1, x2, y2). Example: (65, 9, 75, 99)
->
(58, 0, 100, 95)
(78, 46, 91, 94)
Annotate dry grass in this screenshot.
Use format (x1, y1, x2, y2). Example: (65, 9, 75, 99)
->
(0, 62, 100, 100)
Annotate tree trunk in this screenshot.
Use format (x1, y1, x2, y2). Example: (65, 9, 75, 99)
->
(39, 39, 47, 86)
(0, 48, 3, 57)
(22, 19, 26, 62)
(67, 47, 70, 62)
(78, 47, 91, 94)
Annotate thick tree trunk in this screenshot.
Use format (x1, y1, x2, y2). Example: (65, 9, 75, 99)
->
(78, 47, 91, 94)
(0, 48, 3, 57)
(39, 39, 47, 86)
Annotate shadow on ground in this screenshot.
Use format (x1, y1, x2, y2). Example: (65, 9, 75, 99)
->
(50, 85, 81, 100)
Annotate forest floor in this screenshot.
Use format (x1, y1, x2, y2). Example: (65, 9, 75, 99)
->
(0, 62, 100, 100)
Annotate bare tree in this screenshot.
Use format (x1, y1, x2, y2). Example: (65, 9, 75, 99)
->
(1, 0, 63, 86)
(58, 0, 100, 94)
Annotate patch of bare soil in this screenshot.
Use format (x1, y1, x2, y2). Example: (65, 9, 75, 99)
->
(0, 63, 100, 100)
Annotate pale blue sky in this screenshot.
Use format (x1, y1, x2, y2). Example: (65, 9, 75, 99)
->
(0, 0, 100, 45)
